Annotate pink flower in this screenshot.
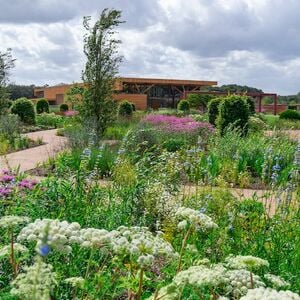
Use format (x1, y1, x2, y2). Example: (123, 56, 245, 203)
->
(141, 115, 215, 133)
(0, 175, 15, 182)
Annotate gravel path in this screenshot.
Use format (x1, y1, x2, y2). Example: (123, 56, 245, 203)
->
(0, 129, 67, 172)
(265, 129, 300, 140)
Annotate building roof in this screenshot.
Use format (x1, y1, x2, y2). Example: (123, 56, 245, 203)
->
(34, 77, 217, 92)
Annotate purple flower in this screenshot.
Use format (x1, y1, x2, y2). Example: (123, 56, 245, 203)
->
(0, 175, 15, 182)
(142, 115, 215, 133)
(18, 179, 38, 190)
(0, 187, 12, 197)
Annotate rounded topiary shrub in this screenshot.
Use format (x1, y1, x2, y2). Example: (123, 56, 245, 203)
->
(36, 98, 49, 114)
(177, 99, 190, 112)
(216, 95, 250, 136)
(119, 100, 133, 117)
(60, 103, 69, 112)
(279, 109, 300, 120)
(246, 97, 256, 115)
(207, 97, 223, 126)
(11, 97, 35, 124)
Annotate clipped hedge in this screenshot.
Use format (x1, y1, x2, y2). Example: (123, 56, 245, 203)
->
(279, 109, 300, 120)
(177, 99, 190, 112)
(11, 97, 35, 124)
(216, 95, 250, 135)
(207, 97, 223, 126)
(60, 103, 69, 112)
(119, 100, 133, 117)
(36, 98, 49, 114)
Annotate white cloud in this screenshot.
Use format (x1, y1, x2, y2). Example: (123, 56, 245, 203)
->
(0, 0, 300, 95)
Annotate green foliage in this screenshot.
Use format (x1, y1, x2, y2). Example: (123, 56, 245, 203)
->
(36, 98, 49, 114)
(118, 100, 133, 117)
(246, 97, 256, 115)
(11, 97, 36, 125)
(82, 9, 123, 142)
(162, 137, 186, 152)
(217, 95, 250, 135)
(210, 84, 263, 93)
(6, 84, 34, 100)
(248, 116, 266, 133)
(177, 99, 190, 112)
(36, 113, 64, 129)
(59, 103, 69, 112)
(0, 98, 12, 114)
(0, 114, 20, 143)
(187, 94, 214, 109)
(207, 97, 223, 125)
(64, 84, 85, 109)
(279, 109, 300, 120)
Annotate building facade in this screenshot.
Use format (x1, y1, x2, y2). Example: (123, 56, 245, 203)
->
(33, 77, 218, 110)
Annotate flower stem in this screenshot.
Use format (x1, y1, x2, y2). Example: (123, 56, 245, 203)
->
(137, 268, 144, 300)
(9, 229, 17, 278)
(177, 226, 193, 273)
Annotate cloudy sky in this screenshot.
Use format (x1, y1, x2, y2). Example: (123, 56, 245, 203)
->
(0, 0, 300, 95)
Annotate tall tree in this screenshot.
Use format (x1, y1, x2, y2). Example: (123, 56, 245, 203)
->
(0, 49, 15, 99)
(82, 8, 124, 142)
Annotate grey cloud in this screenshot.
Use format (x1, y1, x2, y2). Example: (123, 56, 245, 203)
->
(0, 0, 161, 29)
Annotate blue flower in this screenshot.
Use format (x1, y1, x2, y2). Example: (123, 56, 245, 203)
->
(39, 244, 51, 257)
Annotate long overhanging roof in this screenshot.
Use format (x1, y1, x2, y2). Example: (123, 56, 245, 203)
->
(34, 77, 217, 92)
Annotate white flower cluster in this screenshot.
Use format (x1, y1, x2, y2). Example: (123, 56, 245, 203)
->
(10, 259, 57, 300)
(264, 273, 290, 289)
(79, 228, 118, 248)
(224, 269, 265, 297)
(0, 215, 30, 229)
(65, 276, 85, 288)
(175, 207, 218, 231)
(18, 219, 81, 254)
(111, 226, 178, 267)
(240, 287, 300, 300)
(0, 243, 28, 258)
(225, 255, 269, 270)
(174, 264, 226, 288)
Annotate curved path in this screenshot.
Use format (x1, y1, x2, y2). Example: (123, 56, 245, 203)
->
(0, 129, 67, 172)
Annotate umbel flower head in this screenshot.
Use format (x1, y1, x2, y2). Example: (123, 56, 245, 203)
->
(65, 277, 85, 288)
(225, 255, 269, 271)
(174, 264, 227, 288)
(175, 207, 218, 231)
(0, 215, 30, 229)
(264, 273, 291, 289)
(223, 269, 265, 298)
(111, 226, 178, 267)
(10, 258, 57, 300)
(17, 219, 81, 255)
(0, 243, 28, 259)
(240, 287, 300, 300)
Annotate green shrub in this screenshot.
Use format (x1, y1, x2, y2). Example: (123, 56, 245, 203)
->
(248, 116, 266, 132)
(119, 100, 133, 117)
(246, 97, 256, 115)
(279, 109, 300, 120)
(187, 94, 214, 110)
(0, 98, 12, 114)
(11, 97, 35, 125)
(207, 97, 223, 125)
(60, 103, 69, 112)
(36, 98, 49, 114)
(131, 103, 136, 111)
(177, 99, 190, 112)
(36, 113, 64, 128)
(216, 95, 250, 135)
(0, 114, 20, 143)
